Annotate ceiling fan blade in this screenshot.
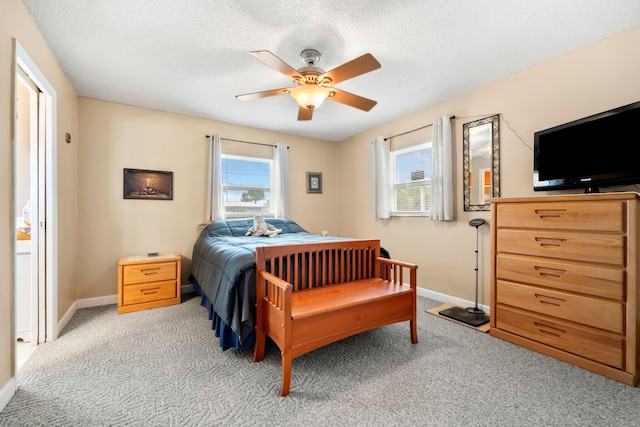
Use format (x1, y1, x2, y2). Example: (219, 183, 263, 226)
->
(250, 50, 304, 81)
(320, 53, 381, 85)
(236, 87, 292, 101)
(329, 88, 377, 111)
(298, 107, 313, 121)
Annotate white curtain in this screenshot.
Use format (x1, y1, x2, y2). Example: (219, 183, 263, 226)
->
(272, 142, 290, 218)
(206, 134, 225, 222)
(430, 115, 454, 221)
(373, 136, 391, 220)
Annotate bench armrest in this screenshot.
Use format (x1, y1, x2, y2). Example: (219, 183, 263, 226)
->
(257, 270, 293, 318)
(377, 257, 418, 270)
(376, 257, 418, 288)
(259, 270, 293, 292)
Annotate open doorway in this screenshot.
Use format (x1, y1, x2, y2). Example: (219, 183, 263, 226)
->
(13, 40, 58, 371)
(15, 69, 38, 369)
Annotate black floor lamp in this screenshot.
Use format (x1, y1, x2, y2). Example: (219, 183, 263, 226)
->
(438, 218, 490, 327)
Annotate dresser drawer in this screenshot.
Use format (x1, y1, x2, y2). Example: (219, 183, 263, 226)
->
(497, 229, 624, 265)
(495, 305, 623, 369)
(496, 280, 624, 334)
(123, 261, 177, 285)
(496, 254, 624, 300)
(122, 280, 177, 305)
(496, 201, 624, 231)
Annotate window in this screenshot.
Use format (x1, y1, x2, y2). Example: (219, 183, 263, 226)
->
(391, 142, 432, 216)
(221, 154, 273, 218)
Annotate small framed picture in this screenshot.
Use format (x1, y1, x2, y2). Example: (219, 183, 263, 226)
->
(306, 172, 323, 194)
(124, 168, 173, 200)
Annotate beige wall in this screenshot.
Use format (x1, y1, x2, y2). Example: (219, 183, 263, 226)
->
(336, 26, 640, 305)
(81, 23, 640, 306)
(1, 0, 78, 398)
(76, 99, 340, 299)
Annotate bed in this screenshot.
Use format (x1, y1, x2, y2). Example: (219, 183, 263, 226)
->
(190, 218, 347, 350)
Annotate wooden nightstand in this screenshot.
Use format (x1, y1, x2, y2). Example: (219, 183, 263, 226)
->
(117, 253, 181, 314)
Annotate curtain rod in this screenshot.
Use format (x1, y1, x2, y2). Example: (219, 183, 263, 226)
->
(383, 115, 456, 141)
(205, 135, 289, 149)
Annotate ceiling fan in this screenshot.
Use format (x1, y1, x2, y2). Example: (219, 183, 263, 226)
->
(236, 49, 381, 121)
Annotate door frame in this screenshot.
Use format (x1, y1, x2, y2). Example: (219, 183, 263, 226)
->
(13, 39, 58, 344)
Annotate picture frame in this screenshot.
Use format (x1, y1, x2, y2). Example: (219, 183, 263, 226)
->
(123, 168, 173, 200)
(306, 172, 322, 194)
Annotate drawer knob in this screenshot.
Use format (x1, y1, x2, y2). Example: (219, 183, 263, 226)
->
(534, 237, 567, 248)
(534, 266, 567, 279)
(534, 321, 566, 337)
(534, 293, 566, 307)
(141, 286, 161, 295)
(141, 267, 161, 275)
(534, 209, 567, 220)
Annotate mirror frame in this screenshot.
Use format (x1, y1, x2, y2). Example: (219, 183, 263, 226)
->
(463, 114, 500, 211)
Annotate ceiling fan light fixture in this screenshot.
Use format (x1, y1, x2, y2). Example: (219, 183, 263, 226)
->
(237, 49, 380, 120)
(291, 84, 330, 110)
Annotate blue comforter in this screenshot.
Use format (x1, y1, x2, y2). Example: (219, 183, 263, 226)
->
(190, 218, 344, 349)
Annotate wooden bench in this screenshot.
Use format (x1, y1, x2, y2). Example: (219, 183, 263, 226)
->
(253, 239, 418, 396)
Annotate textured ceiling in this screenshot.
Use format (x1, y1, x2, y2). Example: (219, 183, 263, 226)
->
(22, 0, 640, 141)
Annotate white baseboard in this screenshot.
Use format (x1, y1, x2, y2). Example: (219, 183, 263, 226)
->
(57, 294, 118, 338)
(0, 377, 16, 413)
(76, 294, 118, 309)
(57, 302, 77, 339)
(417, 287, 491, 314)
(57, 285, 195, 336)
(54, 285, 482, 338)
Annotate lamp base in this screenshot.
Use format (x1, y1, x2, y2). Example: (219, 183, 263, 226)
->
(439, 305, 490, 327)
(465, 306, 485, 315)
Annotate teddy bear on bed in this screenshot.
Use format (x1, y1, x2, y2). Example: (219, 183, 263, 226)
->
(245, 214, 282, 238)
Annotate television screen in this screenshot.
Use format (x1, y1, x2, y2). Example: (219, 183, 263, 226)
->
(534, 101, 640, 192)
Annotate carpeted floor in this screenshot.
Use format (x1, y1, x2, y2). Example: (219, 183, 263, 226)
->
(1, 294, 640, 426)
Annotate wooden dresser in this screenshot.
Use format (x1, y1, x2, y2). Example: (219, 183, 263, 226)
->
(490, 193, 639, 386)
(118, 254, 181, 314)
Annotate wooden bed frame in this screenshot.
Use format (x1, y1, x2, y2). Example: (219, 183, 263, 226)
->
(253, 239, 418, 396)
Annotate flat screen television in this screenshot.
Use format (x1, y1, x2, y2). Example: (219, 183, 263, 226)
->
(533, 100, 640, 192)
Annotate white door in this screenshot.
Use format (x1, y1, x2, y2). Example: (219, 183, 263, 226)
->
(14, 40, 58, 372)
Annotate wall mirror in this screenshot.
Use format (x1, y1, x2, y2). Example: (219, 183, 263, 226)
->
(463, 114, 500, 211)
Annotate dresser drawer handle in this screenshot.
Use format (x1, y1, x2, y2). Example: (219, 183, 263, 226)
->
(534, 293, 566, 307)
(534, 266, 567, 279)
(141, 286, 161, 295)
(534, 209, 567, 220)
(534, 322, 566, 337)
(534, 237, 567, 248)
(141, 267, 161, 275)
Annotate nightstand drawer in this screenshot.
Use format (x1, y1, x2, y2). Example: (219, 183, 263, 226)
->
(496, 305, 623, 369)
(497, 254, 624, 300)
(496, 201, 624, 231)
(497, 229, 624, 265)
(497, 280, 624, 333)
(122, 280, 177, 305)
(123, 261, 177, 285)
